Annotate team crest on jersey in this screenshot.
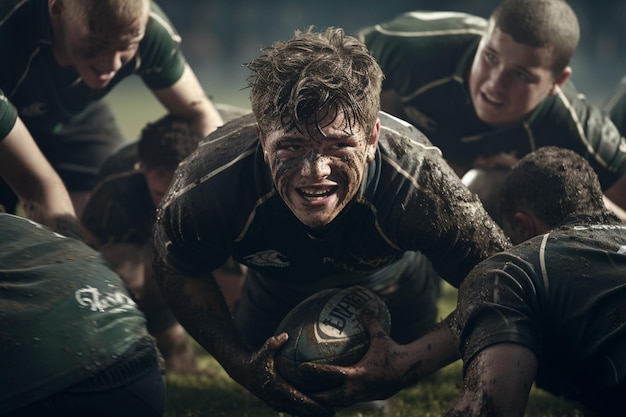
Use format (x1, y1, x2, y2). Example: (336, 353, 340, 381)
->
(20, 102, 48, 117)
(75, 285, 136, 313)
(243, 250, 289, 267)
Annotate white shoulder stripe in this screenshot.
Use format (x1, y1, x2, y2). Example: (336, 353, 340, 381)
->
(539, 233, 550, 295)
(160, 148, 255, 210)
(0, 0, 28, 28)
(149, 10, 181, 43)
(406, 11, 480, 20)
(11, 47, 40, 98)
(374, 24, 485, 38)
(556, 87, 609, 168)
(402, 75, 462, 102)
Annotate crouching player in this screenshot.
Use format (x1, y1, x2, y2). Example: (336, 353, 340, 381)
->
(0, 208, 164, 417)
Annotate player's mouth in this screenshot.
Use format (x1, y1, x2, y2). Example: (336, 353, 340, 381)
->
(297, 186, 338, 201)
(97, 70, 116, 82)
(480, 91, 504, 107)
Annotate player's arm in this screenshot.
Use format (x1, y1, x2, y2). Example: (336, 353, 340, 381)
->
(152, 255, 334, 417)
(151, 63, 223, 138)
(304, 315, 460, 407)
(442, 343, 537, 417)
(0, 115, 79, 235)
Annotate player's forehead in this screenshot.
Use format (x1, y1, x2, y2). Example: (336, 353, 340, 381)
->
(267, 109, 365, 140)
(66, 2, 148, 44)
(485, 25, 554, 70)
(268, 119, 366, 148)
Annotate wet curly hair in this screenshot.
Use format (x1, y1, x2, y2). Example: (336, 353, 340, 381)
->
(245, 27, 383, 138)
(137, 114, 201, 171)
(491, 0, 579, 75)
(499, 146, 605, 227)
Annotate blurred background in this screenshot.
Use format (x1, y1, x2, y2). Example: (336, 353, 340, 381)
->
(108, 0, 626, 139)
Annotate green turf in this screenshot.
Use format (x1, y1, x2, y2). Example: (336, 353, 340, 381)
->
(105, 77, 250, 140)
(163, 283, 582, 417)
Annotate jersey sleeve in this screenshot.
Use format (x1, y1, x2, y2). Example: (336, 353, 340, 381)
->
(554, 82, 626, 188)
(0, 91, 18, 141)
(454, 250, 544, 374)
(136, 2, 187, 90)
(413, 154, 511, 287)
(356, 11, 487, 93)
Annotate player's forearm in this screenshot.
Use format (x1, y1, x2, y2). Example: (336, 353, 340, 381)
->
(153, 64, 224, 138)
(401, 319, 460, 386)
(0, 117, 77, 231)
(153, 261, 251, 378)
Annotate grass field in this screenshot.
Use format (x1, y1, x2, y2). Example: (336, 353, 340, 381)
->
(105, 81, 583, 417)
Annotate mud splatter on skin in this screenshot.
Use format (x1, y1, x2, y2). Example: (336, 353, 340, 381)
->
(262, 114, 374, 228)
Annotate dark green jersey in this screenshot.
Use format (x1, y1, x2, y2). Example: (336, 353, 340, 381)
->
(0, 0, 186, 138)
(455, 213, 626, 411)
(358, 12, 626, 189)
(0, 213, 151, 414)
(0, 90, 17, 139)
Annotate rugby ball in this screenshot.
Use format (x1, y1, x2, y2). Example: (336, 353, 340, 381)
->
(274, 286, 391, 393)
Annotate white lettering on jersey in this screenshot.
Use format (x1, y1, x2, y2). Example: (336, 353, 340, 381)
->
(75, 285, 136, 313)
(20, 102, 47, 117)
(243, 250, 289, 268)
(573, 224, 626, 231)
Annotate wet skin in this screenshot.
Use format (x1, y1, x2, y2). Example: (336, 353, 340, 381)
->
(259, 112, 380, 229)
(468, 24, 570, 128)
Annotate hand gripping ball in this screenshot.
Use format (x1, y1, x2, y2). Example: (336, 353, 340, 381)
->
(274, 286, 391, 393)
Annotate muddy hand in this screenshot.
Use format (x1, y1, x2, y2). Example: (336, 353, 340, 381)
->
(245, 332, 335, 417)
(300, 315, 405, 408)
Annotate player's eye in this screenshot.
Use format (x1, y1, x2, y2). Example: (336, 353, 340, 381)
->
(485, 52, 497, 63)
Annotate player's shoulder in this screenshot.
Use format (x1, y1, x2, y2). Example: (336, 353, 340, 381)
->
(378, 111, 443, 159)
(360, 10, 487, 38)
(144, 1, 181, 43)
(175, 113, 259, 181)
(195, 113, 258, 157)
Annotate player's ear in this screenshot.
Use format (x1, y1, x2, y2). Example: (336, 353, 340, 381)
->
(549, 66, 572, 96)
(366, 119, 380, 162)
(49, 0, 64, 19)
(506, 212, 537, 245)
(256, 124, 269, 164)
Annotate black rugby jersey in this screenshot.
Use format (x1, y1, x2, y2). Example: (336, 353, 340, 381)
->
(155, 112, 511, 291)
(358, 11, 626, 189)
(455, 213, 626, 407)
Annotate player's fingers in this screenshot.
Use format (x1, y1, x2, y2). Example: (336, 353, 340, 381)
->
(298, 361, 348, 383)
(266, 332, 289, 352)
(362, 311, 388, 340)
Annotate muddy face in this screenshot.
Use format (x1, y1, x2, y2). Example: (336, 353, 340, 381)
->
(259, 113, 379, 228)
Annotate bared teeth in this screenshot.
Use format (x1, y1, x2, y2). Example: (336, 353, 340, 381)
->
(484, 92, 502, 104)
(300, 187, 334, 198)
